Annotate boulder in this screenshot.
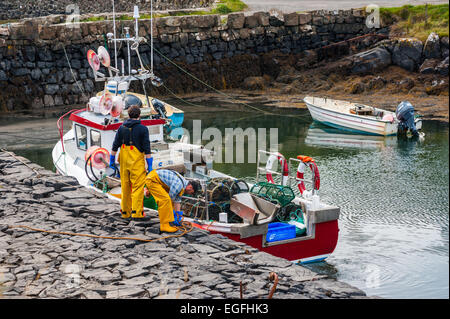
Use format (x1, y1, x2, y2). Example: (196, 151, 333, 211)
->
(435, 57, 449, 76)
(253, 12, 270, 27)
(284, 13, 299, 26)
(392, 38, 423, 72)
(350, 46, 392, 74)
(425, 78, 448, 95)
(0, 70, 7, 81)
(227, 13, 245, 29)
(32, 97, 44, 109)
(242, 76, 266, 90)
(43, 95, 54, 107)
(31, 68, 42, 80)
(423, 32, 441, 59)
(440, 37, 449, 58)
(419, 59, 440, 74)
(44, 84, 60, 95)
(366, 76, 386, 90)
(298, 13, 312, 25)
(245, 15, 259, 28)
(397, 78, 415, 92)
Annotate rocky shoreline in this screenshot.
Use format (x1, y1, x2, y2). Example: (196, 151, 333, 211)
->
(0, 150, 372, 299)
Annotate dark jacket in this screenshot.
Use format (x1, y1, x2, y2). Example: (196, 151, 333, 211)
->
(112, 119, 151, 154)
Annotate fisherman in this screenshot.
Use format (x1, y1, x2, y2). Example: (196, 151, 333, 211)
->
(110, 105, 153, 219)
(145, 169, 200, 233)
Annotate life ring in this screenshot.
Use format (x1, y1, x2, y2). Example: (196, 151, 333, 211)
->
(265, 152, 289, 185)
(296, 155, 320, 195)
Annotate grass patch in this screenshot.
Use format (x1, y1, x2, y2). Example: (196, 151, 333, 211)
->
(0, 19, 19, 25)
(380, 4, 449, 41)
(212, 0, 248, 14)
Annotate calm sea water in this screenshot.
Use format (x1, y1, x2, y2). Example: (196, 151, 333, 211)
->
(0, 102, 448, 299)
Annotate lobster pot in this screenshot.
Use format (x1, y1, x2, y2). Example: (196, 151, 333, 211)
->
(181, 200, 223, 221)
(275, 203, 307, 236)
(250, 182, 295, 207)
(206, 178, 250, 203)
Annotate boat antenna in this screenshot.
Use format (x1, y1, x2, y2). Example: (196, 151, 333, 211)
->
(112, 0, 118, 70)
(150, 0, 154, 74)
(133, 5, 140, 39)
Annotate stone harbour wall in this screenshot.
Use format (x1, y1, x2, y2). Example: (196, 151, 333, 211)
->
(0, 150, 372, 299)
(0, 0, 214, 21)
(0, 9, 384, 113)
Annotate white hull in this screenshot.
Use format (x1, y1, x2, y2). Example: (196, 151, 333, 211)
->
(52, 129, 199, 188)
(304, 97, 399, 136)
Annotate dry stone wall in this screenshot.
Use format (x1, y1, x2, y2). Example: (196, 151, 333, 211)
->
(0, 0, 214, 20)
(0, 9, 385, 113)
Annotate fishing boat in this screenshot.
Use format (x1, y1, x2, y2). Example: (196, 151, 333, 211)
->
(304, 96, 423, 137)
(52, 2, 340, 264)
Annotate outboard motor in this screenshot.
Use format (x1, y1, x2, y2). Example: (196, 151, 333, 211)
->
(123, 94, 143, 110)
(396, 101, 419, 138)
(152, 98, 167, 119)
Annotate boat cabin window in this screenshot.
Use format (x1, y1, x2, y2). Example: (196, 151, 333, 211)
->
(90, 129, 101, 147)
(75, 124, 87, 151)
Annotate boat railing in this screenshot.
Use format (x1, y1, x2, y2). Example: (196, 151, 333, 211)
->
(256, 150, 288, 186)
(256, 150, 319, 196)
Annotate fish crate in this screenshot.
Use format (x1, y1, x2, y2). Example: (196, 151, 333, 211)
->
(266, 222, 296, 242)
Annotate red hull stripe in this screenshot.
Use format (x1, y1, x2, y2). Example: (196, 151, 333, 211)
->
(193, 220, 339, 261)
(69, 110, 166, 131)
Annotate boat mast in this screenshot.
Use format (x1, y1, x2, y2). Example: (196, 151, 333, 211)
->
(112, 0, 118, 70)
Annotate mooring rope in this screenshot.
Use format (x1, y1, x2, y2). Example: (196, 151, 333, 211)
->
(62, 45, 88, 100)
(7, 220, 194, 243)
(147, 47, 312, 122)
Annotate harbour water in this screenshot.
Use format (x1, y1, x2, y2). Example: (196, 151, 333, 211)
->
(0, 101, 448, 299)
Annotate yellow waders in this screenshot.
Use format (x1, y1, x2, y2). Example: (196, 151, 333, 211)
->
(146, 170, 183, 226)
(119, 144, 147, 218)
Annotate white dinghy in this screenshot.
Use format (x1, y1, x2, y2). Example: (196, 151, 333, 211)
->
(304, 96, 422, 137)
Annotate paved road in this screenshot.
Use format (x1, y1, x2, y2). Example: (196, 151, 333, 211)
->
(242, 0, 448, 13)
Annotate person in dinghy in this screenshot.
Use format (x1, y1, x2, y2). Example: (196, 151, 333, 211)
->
(110, 105, 153, 220)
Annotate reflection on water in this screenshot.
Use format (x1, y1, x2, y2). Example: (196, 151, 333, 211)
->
(0, 105, 448, 299)
(305, 122, 398, 150)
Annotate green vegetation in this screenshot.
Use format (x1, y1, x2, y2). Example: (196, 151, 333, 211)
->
(380, 4, 449, 41)
(212, 0, 248, 14)
(0, 19, 18, 25)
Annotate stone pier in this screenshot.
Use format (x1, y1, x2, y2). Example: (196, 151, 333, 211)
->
(0, 150, 371, 299)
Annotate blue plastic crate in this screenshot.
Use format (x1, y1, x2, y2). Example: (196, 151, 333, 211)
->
(266, 222, 296, 242)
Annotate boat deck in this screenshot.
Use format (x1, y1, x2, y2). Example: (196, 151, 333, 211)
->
(304, 96, 390, 120)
